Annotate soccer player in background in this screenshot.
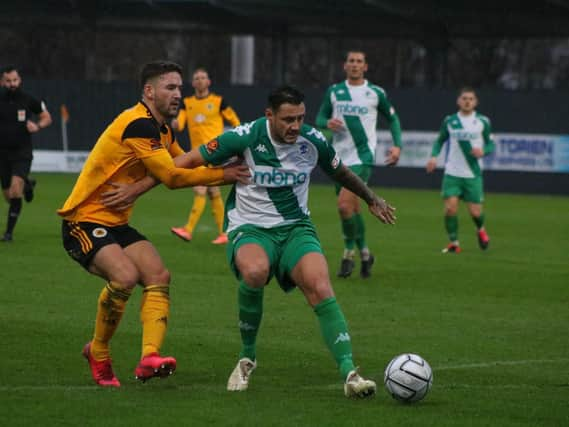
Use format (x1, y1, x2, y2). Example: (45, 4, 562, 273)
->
(57, 61, 249, 387)
(170, 68, 241, 244)
(179, 85, 396, 398)
(0, 65, 52, 242)
(426, 87, 495, 253)
(316, 50, 402, 279)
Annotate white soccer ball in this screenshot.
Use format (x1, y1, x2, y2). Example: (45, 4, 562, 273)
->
(384, 353, 433, 403)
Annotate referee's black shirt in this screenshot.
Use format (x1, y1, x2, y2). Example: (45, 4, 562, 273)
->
(0, 88, 44, 154)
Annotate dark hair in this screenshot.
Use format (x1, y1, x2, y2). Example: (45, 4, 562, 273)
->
(458, 86, 477, 97)
(345, 50, 366, 62)
(267, 85, 304, 111)
(140, 61, 182, 89)
(193, 67, 208, 76)
(1, 64, 19, 75)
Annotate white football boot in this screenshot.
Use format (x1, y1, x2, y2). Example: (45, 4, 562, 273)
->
(227, 357, 257, 391)
(344, 369, 377, 398)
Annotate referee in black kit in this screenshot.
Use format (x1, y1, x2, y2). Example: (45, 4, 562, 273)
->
(0, 65, 52, 242)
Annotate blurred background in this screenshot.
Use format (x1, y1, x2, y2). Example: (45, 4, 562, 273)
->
(2, 0, 569, 193)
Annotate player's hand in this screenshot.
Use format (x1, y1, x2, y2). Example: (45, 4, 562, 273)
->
(385, 146, 401, 166)
(222, 164, 251, 185)
(471, 147, 484, 158)
(426, 157, 437, 173)
(100, 182, 139, 211)
(26, 120, 41, 133)
(171, 118, 180, 131)
(368, 196, 396, 225)
(327, 118, 345, 132)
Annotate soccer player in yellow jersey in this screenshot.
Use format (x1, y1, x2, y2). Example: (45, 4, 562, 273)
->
(171, 68, 241, 244)
(57, 61, 249, 387)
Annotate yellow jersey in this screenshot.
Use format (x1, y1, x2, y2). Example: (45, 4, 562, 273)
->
(58, 102, 224, 226)
(176, 93, 240, 149)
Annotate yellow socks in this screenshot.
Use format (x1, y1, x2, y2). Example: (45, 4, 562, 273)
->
(185, 194, 206, 233)
(91, 281, 132, 361)
(140, 285, 170, 358)
(210, 193, 225, 235)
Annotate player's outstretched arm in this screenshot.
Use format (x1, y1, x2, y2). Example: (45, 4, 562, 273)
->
(332, 164, 396, 225)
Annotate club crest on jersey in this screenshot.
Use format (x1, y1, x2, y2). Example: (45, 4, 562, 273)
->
(255, 144, 268, 153)
(299, 143, 308, 155)
(206, 139, 219, 154)
(92, 228, 108, 238)
(149, 139, 163, 150)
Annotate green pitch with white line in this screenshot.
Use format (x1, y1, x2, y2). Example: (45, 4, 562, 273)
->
(1, 173, 567, 426)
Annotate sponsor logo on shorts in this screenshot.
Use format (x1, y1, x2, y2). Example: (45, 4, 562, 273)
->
(92, 228, 108, 238)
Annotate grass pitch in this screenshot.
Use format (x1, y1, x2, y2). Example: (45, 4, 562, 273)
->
(1, 173, 568, 426)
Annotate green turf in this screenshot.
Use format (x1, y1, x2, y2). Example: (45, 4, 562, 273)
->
(1, 173, 568, 427)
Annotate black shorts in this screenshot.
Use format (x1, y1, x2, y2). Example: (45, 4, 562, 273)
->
(61, 220, 147, 270)
(0, 150, 33, 189)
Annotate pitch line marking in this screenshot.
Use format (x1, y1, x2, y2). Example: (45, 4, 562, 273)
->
(434, 358, 569, 371)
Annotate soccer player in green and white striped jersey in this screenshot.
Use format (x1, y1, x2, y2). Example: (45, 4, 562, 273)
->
(426, 87, 495, 253)
(316, 50, 402, 279)
(188, 86, 395, 398)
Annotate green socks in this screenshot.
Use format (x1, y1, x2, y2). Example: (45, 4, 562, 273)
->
(314, 297, 356, 379)
(341, 216, 356, 250)
(445, 215, 459, 242)
(237, 282, 264, 361)
(353, 213, 367, 251)
(472, 213, 485, 230)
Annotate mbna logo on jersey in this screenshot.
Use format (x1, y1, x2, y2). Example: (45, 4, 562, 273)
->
(253, 167, 308, 186)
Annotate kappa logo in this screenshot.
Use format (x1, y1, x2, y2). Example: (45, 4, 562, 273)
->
(255, 143, 268, 153)
(334, 332, 351, 345)
(92, 228, 108, 238)
(239, 321, 256, 331)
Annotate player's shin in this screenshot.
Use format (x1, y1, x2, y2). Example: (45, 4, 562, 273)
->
(185, 195, 206, 233)
(353, 213, 367, 252)
(210, 193, 225, 234)
(314, 297, 356, 379)
(472, 213, 485, 229)
(238, 282, 263, 361)
(341, 216, 357, 251)
(140, 285, 170, 357)
(91, 281, 132, 361)
(444, 215, 459, 241)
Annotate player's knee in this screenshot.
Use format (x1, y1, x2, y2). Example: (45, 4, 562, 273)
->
(155, 269, 171, 285)
(304, 280, 334, 306)
(338, 202, 353, 218)
(109, 268, 140, 289)
(240, 264, 269, 287)
(444, 206, 458, 216)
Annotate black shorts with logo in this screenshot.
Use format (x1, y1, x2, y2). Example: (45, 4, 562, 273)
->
(61, 220, 147, 270)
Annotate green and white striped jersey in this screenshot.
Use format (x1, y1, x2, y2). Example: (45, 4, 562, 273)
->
(199, 117, 341, 232)
(431, 111, 495, 178)
(316, 80, 400, 166)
